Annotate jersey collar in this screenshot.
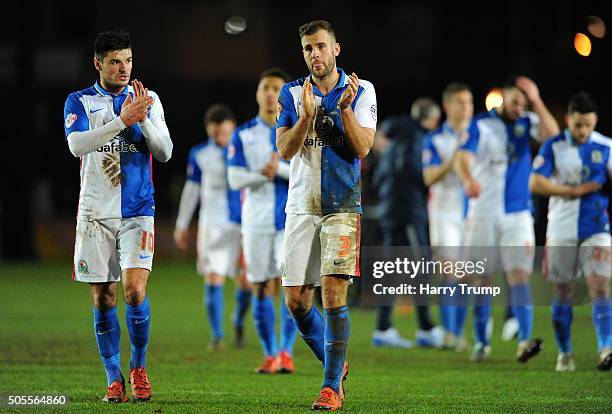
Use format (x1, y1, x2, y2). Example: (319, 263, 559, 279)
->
(564, 128, 591, 146)
(308, 67, 347, 96)
(94, 81, 129, 96)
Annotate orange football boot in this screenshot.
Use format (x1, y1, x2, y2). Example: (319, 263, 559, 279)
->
(278, 351, 295, 374)
(312, 387, 342, 411)
(256, 356, 280, 374)
(102, 379, 128, 403)
(129, 367, 152, 401)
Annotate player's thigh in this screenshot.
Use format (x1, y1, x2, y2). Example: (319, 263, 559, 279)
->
(544, 241, 579, 284)
(117, 216, 155, 273)
(579, 233, 612, 280)
(282, 214, 321, 287)
(199, 224, 242, 277)
(242, 230, 275, 284)
(462, 215, 498, 272)
(320, 213, 360, 278)
(74, 219, 121, 283)
(431, 215, 463, 260)
(499, 211, 535, 275)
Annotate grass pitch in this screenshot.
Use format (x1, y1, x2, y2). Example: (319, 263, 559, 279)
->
(0, 261, 610, 413)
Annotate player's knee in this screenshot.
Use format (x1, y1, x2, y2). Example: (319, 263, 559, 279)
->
(285, 297, 309, 318)
(123, 286, 146, 306)
(507, 270, 529, 286)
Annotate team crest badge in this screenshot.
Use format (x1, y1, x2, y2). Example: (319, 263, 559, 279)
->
(370, 104, 377, 122)
(65, 113, 78, 128)
(77, 259, 89, 274)
(532, 154, 545, 169)
(513, 124, 526, 138)
(422, 148, 432, 165)
(591, 150, 603, 163)
(280, 262, 287, 278)
(276, 103, 283, 121)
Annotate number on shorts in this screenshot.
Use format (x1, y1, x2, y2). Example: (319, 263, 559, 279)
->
(140, 231, 154, 253)
(339, 236, 351, 257)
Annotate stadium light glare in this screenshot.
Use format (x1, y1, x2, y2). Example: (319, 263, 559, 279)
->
(485, 88, 503, 111)
(574, 33, 591, 57)
(225, 16, 247, 35)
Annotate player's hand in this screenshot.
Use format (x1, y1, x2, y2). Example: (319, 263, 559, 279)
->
(515, 76, 541, 105)
(120, 90, 153, 127)
(300, 78, 316, 120)
(463, 178, 481, 198)
(174, 228, 189, 251)
(260, 152, 279, 180)
(338, 72, 359, 110)
(132, 79, 154, 122)
(566, 181, 601, 198)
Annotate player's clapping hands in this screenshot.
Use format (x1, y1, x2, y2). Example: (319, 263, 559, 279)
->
(338, 72, 359, 110)
(566, 181, 601, 198)
(119, 79, 154, 127)
(301, 78, 316, 120)
(261, 152, 279, 180)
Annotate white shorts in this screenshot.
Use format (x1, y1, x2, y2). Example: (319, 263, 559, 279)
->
(544, 233, 612, 283)
(197, 224, 241, 277)
(463, 210, 535, 274)
(242, 229, 284, 284)
(281, 213, 360, 287)
(429, 213, 464, 259)
(73, 216, 154, 283)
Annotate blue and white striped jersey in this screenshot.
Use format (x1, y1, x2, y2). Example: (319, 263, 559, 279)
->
(532, 130, 612, 241)
(276, 68, 377, 215)
(186, 140, 241, 227)
(460, 109, 540, 217)
(422, 122, 467, 219)
(64, 81, 166, 220)
(227, 117, 289, 231)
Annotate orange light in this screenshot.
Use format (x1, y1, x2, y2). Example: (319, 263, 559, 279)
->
(574, 33, 592, 57)
(485, 88, 503, 111)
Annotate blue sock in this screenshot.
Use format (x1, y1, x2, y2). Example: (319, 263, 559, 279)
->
(253, 296, 278, 357)
(510, 284, 533, 342)
(551, 299, 573, 353)
(592, 298, 612, 351)
(279, 291, 297, 354)
(126, 296, 151, 369)
(293, 306, 325, 364)
(233, 288, 251, 330)
(205, 284, 224, 340)
(440, 282, 457, 334)
(473, 295, 491, 346)
(93, 306, 122, 385)
(322, 306, 350, 394)
(454, 290, 468, 337)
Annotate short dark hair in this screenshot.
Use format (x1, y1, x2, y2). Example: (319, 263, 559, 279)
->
(568, 91, 598, 115)
(94, 29, 131, 60)
(204, 104, 236, 126)
(259, 67, 291, 83)
(299, 20, 336, 40)
(442, 82, 471, 102)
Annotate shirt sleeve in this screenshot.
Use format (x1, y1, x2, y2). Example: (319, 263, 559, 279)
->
(186, 147, 202, 183)
(421, 133, 441, 168)
(227, 131, 247, 168)
(531, 140, 554, 177)
(139, 91, 173, 162)
(276, 84, 298, 129)
(526, 111, 541, 141)
(352, 81, 377, 130)
(459, 119, 480, 153)
(64, 93, 89, 137)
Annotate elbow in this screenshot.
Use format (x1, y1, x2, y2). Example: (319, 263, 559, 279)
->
(67, 136, 84, 158)
(277, 147, 292, 161)
(528, 175, 539, 194)
(355, 147, 371, 160)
